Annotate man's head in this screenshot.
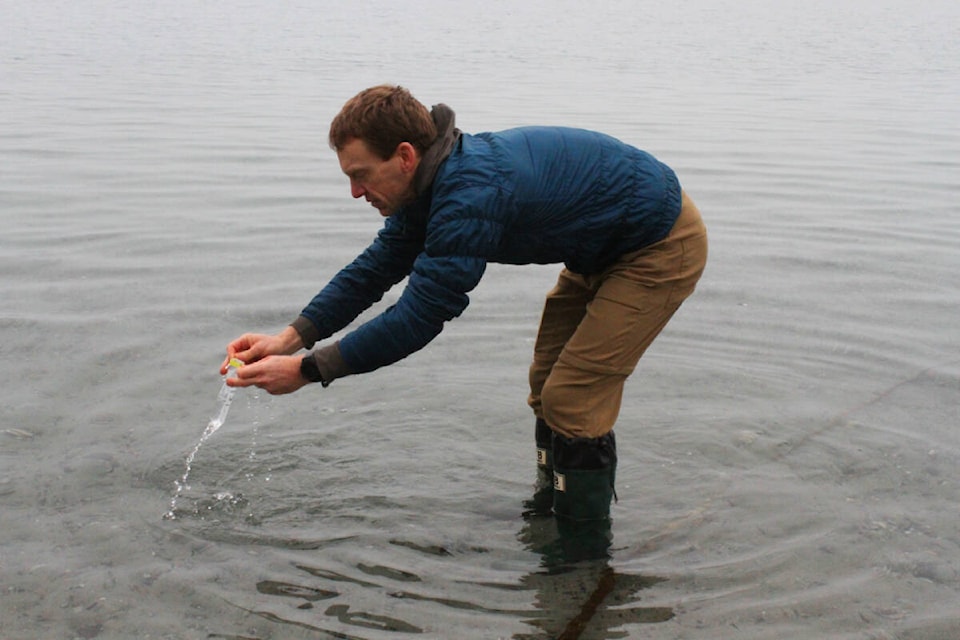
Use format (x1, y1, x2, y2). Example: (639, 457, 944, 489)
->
(329, 85, 437, 159)
(330, 85, 437, 217)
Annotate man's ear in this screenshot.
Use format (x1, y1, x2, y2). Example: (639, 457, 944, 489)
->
(395, 142, 420, 173)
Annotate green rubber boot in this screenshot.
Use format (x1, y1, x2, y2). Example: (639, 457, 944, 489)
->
(523, 418, 556, 517)
(535, 417, 554, 481)
(551, 431, 617, 522)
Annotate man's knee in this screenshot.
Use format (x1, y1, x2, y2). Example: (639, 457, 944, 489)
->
(540, 367, 625, 439)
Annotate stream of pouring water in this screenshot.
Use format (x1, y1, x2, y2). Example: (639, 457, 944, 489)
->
(164, 360, 242, 520)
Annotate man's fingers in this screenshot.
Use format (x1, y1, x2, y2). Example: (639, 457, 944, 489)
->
(226, 363, 258, 387)
(222, 335, 251, 374)
(222, 355, 304, 396)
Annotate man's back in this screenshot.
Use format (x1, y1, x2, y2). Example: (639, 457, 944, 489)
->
(429, 126, 683, 274)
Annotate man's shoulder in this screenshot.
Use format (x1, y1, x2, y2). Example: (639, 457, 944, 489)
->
(474, 125, 613, 144)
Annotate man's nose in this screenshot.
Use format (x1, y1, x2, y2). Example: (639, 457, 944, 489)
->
(350, 180, 365, 199)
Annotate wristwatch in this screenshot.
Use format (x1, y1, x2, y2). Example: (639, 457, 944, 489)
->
(300, 355, 328, 386)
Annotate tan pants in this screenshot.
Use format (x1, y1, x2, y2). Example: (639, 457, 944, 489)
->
(528, 191, 708, 439)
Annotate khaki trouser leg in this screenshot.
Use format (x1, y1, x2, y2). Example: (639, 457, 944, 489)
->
(527, 270, 592, 421)
(528, 191, 708, 439)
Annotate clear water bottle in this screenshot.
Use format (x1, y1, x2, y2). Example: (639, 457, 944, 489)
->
(209, 357, 244, 433)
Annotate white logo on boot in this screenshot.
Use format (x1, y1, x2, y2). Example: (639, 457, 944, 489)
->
(536, 447, 548, 466)
(553, 471, 566, 492)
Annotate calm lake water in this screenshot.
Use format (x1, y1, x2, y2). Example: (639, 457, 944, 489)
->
(2, 0, 959, 638)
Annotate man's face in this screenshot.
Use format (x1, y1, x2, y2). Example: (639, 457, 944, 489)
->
(337, 138, 417, 217)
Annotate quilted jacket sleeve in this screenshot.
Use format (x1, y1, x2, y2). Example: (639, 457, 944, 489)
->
(336, 251, 487, 374)
(294, 214, 422, 349)
(334, 181, 499, 375)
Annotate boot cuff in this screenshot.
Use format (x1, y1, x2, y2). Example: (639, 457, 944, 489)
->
(553, 432, 617, 470)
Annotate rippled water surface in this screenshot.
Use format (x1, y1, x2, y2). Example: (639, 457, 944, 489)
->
(2, 1, 959, 638)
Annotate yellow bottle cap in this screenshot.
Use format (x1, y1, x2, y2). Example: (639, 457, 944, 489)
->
(228, 358, 245, 369)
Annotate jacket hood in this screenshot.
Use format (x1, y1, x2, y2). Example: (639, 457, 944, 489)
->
(413, 104, 461, 197)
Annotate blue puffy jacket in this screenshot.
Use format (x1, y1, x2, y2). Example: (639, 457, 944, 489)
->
(298, 126, 682, 376)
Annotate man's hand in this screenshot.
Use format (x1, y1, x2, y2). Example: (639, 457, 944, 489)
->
(220, 326, 303, 374)
(226, 355, 308, 395)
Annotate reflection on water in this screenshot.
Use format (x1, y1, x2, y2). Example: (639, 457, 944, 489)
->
(176, 494, 674, 639)
(518, 513, 674, 639)
(158, 429, 676, 638)
(520, 512, 614, 567)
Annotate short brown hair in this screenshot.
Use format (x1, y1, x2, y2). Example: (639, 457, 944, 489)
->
(329, 85, 437, 160)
